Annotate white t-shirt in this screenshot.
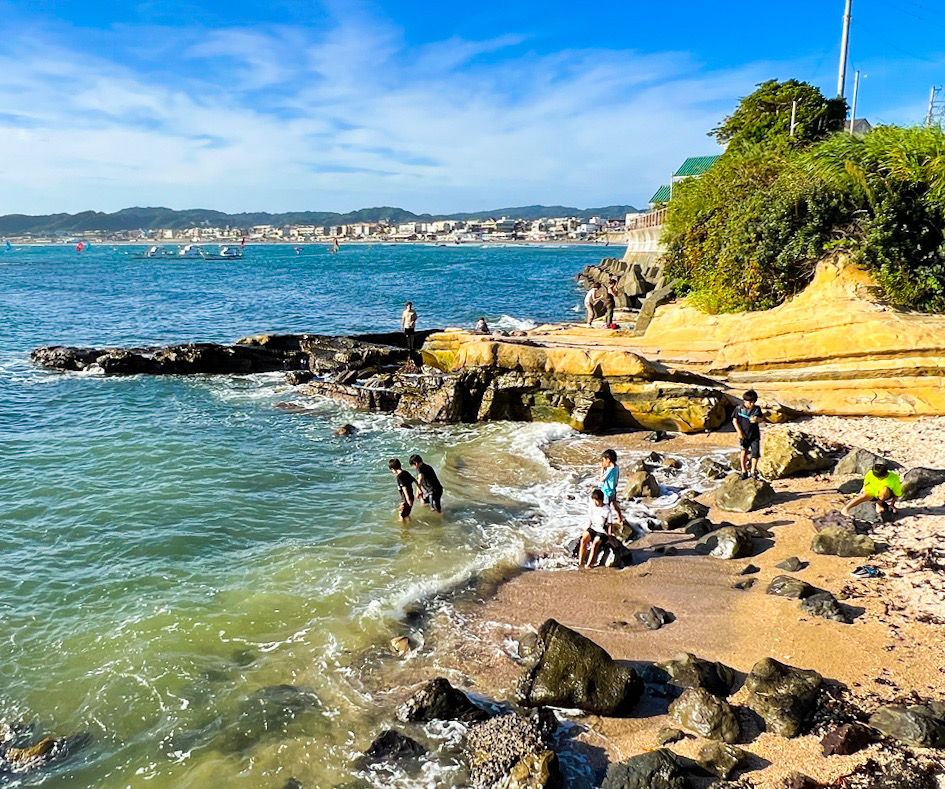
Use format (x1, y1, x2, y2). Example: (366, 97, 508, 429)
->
(402, 308, 417, 329)
(587, 501, 617, 531)
(584, 289, 596, 307)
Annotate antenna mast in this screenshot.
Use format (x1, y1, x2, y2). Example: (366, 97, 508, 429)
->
(837, 0, 853, 99)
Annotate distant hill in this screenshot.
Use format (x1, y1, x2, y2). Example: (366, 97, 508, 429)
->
(0, 205, 638, 235)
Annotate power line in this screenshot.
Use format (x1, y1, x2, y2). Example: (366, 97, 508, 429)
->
(851, 18, 936, 63)
(874, 0, 945, 30)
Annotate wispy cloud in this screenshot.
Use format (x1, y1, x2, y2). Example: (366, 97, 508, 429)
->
(0, 11, 789, 214)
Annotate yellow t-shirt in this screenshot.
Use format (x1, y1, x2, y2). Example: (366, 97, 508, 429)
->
(863, 470, 902, 498)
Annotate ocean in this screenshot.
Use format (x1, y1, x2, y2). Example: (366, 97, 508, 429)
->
(0, 242, 629, 788)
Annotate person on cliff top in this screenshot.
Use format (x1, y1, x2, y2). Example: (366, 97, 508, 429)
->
(584, 282, 604, 325)
(389, 459, 416, 521)
(578, 488, 619, 567)
(410, 454, 444, 513)
(604, 279, 618, 329)
(733, 390, 765, 480)
(599, 449, 625, 525)
(401, 302, 418, 351)
(841, 462, 902, 517)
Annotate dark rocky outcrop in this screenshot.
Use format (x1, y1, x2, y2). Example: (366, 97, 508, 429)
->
(697, 742, 748, 780)
(775, 556, 805, 572)
(811, 527, 875, 558)
(656, 653, 736, 698)
(700, 457, 731, 481)
(518, 620, 643, 716)
(669, 687, 740, 742)
(683, 518, 716, 539)
(601, 748, 693, 789)
(398, 677, 490, 724)
(695, 526, 754, 560)
(656, 726, 686, 745)
(0, 732, 89, 774)
(745, 658, 822, 738)
(464, 710, 561, 789)
(713, 475, 776, 513)
(835, 754, 938, 789)
(353, 730, 426, 770)
(869, 703, 945, 748)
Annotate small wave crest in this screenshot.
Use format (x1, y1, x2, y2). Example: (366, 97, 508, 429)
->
(491, 314, 537, 331)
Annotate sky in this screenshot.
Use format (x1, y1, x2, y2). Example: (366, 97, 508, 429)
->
(0, 0, 943, 215)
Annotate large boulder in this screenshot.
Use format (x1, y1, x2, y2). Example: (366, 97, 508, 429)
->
(464, 711, 561, 789)
(669, 687, 740, 743)
(759, 429, 833, 480)
(901, 467, 945, 500)
(811, 527, 875, 557)
(869, 703, 945, 748)
(745, 658, 822, 738)
(624, 471, 661, 499)
(656, 498, 710, 529)
(695, 527, 754, 560)
(399, 677, 490, 723)
(656, 653, 736, 698)
(834, 448, 900, 477)
(518, 619, 643, 716)
(602, 748, 692, 789)
(713, 475, 776, 513)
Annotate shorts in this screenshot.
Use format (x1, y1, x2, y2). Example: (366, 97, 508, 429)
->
(739, 437, 761, 458)
(398, 499, 413, 518)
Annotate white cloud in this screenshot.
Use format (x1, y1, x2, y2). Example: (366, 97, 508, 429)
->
(0, 15, 778, 214)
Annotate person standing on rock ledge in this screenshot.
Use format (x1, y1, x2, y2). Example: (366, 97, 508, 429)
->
(584, 282, 604, 326)
(599, 449, 625, 525)
(401, 302, 418, 351)
(734, 390, 765, 480)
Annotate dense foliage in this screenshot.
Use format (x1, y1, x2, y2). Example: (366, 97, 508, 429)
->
(664, 81, 945, 314)
(712, 79, 847, 151)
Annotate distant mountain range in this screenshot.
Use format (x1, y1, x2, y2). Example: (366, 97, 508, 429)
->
(0, 205, 639, 235)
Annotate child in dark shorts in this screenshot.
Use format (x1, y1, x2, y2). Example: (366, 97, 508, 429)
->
(733, 390, 765, 480)
(409, 454, 443, 513)
(389, 459, 416, 521)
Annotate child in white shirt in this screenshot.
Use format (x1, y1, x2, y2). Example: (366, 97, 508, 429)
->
(579, 488, 619, 567)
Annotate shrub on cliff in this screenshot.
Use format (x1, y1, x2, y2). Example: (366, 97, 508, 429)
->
(664, 122, 945, 313)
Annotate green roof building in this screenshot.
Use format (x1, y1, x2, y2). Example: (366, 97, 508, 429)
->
(673, 155, 721, 178)
(649, 185, 671, 205)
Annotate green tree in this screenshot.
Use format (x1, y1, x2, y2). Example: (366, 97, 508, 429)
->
(712, 79, 847, 151)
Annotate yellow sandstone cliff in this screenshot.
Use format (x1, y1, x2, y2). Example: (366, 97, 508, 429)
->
(424, 257, 945, 423)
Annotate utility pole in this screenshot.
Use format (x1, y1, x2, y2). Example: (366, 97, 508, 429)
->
(849, 70, 860, 135)
(838, 0, 853, 99)
(790, 100, 798, 136)
(928, 87, 945, 127)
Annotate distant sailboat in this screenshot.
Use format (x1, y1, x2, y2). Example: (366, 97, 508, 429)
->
(75, 241, 85, 252)
(4, 240, 11, 250)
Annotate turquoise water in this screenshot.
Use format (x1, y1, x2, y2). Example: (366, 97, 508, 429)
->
(0, 243, 614, 788)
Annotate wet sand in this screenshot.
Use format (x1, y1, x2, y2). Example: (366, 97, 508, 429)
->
(413, 423, 945, 787)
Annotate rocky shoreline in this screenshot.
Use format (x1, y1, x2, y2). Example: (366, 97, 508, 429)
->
(355, 425, 945, 789)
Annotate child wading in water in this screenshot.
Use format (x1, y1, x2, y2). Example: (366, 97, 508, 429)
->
(389, 459, 416, 522)
(578, 488, 619, 567)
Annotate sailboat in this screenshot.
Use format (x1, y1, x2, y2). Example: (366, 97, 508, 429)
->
(75, 241, 85, 252)
(4, 240, 11, 250)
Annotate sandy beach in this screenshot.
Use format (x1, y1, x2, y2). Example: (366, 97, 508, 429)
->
(387, 419, 945, 787)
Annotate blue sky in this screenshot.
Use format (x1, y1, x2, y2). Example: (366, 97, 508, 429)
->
(0, 0, 943, 215)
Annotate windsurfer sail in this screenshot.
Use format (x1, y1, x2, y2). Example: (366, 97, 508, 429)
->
(75, 241, 85, 252)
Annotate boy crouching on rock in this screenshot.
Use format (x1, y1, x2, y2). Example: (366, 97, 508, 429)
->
(841, 462, 902, 517)
(578, 488, 620, 568)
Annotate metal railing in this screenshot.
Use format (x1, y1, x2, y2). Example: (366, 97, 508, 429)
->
(625, 208, 667, 232)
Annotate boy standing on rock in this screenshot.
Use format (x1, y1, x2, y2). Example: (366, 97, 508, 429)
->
(389, 459, 416, 522)
(734, 390, 765, 480)
(401, 302, 418, 351)
(841, 462, 902, 517)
